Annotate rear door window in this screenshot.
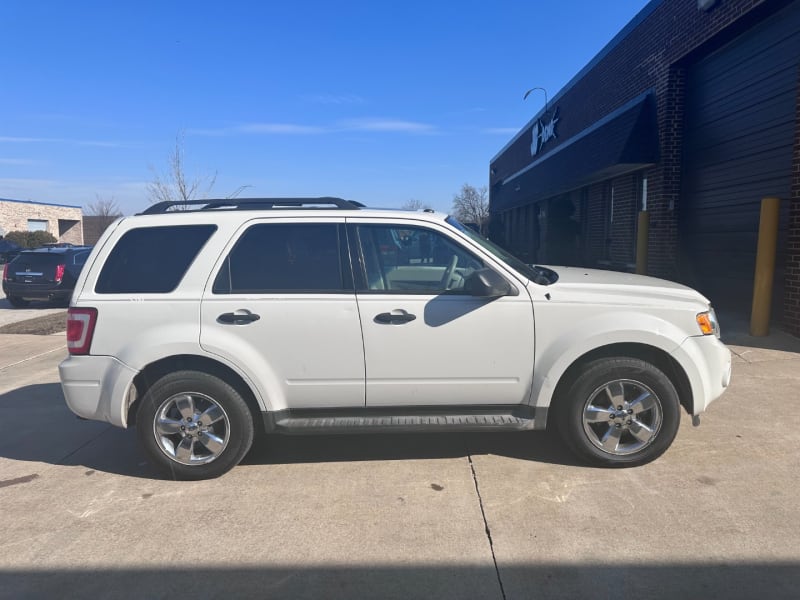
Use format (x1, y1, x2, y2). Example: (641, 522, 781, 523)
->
(213, 223, 349, 293)
(96, 225, 216, 293)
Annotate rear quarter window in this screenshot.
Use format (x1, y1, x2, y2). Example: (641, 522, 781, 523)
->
(72, 251, 90, 266)
(95, 225, 216, 294)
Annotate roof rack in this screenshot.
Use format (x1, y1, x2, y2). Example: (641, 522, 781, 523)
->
(138, 197, 364, 215)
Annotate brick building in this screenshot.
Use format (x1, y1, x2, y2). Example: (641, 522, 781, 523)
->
(0, 198, 84, 245)
(82, 215, 118, 246)
(489, 0, 800, 333)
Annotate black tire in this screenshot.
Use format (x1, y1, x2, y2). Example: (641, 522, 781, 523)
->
(136, 370, 255, 480)
(7, 295, 29, 308)
(556, 357, 681, 467)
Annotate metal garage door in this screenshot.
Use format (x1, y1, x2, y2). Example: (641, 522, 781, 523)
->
(680, 1, 800, 320)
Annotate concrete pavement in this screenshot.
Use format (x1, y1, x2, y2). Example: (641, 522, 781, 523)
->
(0, 286, 66, 328)
(0, 326, 799, 599)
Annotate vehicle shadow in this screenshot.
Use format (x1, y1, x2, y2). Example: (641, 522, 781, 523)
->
(243, 428, 579, 468)
(0, 383, 158, 479)
(0, 296, 67, 310)
(1, 562, 798, 600)
(0, 383, 581, 480)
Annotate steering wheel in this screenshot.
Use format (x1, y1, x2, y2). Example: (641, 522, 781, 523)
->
(440, 254, 459, 290)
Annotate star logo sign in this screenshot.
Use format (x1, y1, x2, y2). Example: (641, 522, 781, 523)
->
(530, 108, 560, 156)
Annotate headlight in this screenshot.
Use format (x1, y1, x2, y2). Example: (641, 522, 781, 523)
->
(696, 308, 720, 337)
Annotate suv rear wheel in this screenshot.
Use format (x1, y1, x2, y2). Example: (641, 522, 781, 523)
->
(556, 357, 680, 467)
(136, 370, 255, 480)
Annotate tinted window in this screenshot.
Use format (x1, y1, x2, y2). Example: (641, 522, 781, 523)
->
(356, 224, 484, 293)
(5, 252, 63, 281)
(213, 223, 346, 294)
(9, 253, 62, 270)
(96, 225, 216, 293)
(72, 251, 90, 266)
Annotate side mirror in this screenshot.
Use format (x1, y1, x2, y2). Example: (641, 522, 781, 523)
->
(465, 269, 517, 298)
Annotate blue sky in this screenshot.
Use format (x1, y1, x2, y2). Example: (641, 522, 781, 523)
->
(0, 0, 649, 215)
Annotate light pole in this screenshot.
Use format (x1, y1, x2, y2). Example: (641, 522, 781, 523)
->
(523, 87, 549, 113)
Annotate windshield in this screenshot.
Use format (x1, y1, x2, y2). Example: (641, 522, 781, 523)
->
(446, 216, 557, 285)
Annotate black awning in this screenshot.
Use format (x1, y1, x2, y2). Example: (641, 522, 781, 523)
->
(491, 93, 658, 212)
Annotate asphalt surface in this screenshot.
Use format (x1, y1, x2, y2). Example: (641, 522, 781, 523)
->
(0, 314, 799, 599)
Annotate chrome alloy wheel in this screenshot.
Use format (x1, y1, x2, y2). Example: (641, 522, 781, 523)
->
(153, 392, 231, 465)
(582, 379, 663, 456)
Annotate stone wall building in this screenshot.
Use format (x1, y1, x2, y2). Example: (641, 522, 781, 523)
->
(0, 198, 84, 245)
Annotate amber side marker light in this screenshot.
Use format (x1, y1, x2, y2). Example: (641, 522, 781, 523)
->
(696, 312, 716, 336)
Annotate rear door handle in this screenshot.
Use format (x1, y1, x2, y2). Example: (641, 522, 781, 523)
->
(375, 311, 416, 324)
(218, 311, 261, 325)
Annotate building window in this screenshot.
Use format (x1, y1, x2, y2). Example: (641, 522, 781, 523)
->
(639, 175, 648, 212)
(27, 219, 48, 232)
(602, 183, 614, 260)
(635, 173, 648, 258)
(609, 185, 615, 224)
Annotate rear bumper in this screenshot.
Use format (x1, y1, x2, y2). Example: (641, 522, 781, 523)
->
(3, 281, 71, 301)
(59, 355, 139, 428)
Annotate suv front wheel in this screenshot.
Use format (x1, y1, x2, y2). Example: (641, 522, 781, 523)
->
(556, 357, 681, 467)
(136, 370, 255, 480)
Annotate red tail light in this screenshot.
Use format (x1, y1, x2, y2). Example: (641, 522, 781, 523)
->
(2, 263, 7, 281)
(66, 308, 97, 355)
(54, 263, 66, 283)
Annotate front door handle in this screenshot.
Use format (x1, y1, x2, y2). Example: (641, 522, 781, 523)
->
(375, 311, 416, 324)
(218, 311, 261, 325)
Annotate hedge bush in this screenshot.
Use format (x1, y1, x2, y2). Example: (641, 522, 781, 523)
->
(3, 230, 58, 248)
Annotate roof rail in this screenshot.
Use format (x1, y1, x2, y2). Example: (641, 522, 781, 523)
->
(138, 197, 364, 215)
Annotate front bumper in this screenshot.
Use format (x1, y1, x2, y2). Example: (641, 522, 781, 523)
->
(59, 355, 139, 428)
(672, 334, 732, 415)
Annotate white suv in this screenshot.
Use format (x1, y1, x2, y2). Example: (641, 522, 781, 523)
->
(59, 198, 732, 479)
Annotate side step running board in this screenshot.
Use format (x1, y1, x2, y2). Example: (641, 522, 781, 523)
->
(263, 405, 542, 435)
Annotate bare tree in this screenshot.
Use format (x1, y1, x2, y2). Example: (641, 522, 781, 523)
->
(85, 195, 122, 218)
(400, 198, 431, 211)
(148, 132, 217, 208)
(84, 195, 123, 232)
(451, 184, 489, 234)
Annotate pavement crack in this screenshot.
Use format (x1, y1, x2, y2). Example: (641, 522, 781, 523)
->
(0, 344, 66, 373)
(468, 454, 506, 600)
(56, 425, 113, 465)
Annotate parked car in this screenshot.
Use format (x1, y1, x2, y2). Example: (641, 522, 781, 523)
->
(2, 246, 93, 307)
(59, 198, 731, 480)
(0, 239, 21, 264)
(40, 242, 77, 248)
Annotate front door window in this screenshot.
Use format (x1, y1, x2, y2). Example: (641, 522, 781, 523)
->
(356, 224, 484, 293)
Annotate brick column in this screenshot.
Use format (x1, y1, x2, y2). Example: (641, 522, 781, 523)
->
(647, 65, 686, 281)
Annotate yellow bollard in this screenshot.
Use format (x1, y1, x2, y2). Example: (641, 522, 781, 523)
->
(636, 211, 649, 275)
(750, 197, 781, 336)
